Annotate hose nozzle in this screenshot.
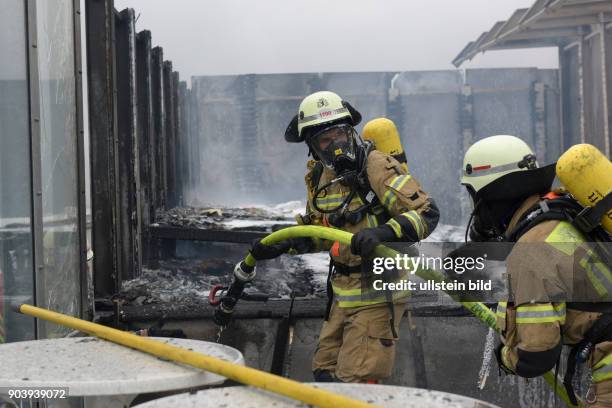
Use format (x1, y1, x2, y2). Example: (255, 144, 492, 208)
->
(213, 302, 235, 327)
(212, 261, 256, 327)
(234, 261, 256, 282)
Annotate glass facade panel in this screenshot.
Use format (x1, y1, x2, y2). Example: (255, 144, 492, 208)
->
(36, 0, 80, 337)
(0, 0, 35, 342)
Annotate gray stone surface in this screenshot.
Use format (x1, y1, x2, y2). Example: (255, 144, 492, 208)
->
(0, 337, 243, 396)
(135, 383, 501, 407)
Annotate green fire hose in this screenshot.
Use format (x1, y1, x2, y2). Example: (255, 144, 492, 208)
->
(213, 225, 578, 407)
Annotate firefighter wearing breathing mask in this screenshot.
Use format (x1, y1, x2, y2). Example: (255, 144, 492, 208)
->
(462, 135, 612, 407)
(249, 91, 439, 383)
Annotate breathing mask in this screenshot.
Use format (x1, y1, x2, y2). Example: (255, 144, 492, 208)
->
(308, 123, 359, 173)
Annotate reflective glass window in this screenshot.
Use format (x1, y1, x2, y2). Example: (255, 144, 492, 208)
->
(37, 0, 80, 337)
(0, 0, 35, 342)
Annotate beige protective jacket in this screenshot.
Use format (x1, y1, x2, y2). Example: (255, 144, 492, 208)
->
(301, 150, 438, 307)
(497, 195, 612, 406)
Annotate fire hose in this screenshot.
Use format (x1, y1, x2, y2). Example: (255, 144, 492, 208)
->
(210, 225, 579, 407)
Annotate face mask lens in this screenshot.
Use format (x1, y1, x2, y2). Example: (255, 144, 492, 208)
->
(314, 126, 349, 151)
(311, 124, 355, 167)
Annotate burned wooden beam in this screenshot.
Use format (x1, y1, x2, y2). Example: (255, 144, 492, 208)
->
(163, 61, 177, 208)
(118, 298, 472, 322)
(115, 8, 142, 280)
(85, 0, 121, 297)
(151, 47, 167, 210)
(149, 225, 267, 243)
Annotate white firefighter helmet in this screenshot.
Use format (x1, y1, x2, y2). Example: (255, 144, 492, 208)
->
(284, 91, 361, 143)
(297, 91, 353, 139)
(461, 135, 538, 195)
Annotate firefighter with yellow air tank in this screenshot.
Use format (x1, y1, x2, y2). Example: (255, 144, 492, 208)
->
(461, 135, 612, 407)
(248, 91, 440, 383)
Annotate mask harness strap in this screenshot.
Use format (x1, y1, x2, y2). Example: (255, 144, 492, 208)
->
(464, 199, 482, 243)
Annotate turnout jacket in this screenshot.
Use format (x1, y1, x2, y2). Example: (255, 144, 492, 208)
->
(302, 150, 439, 307)
(497, 195, 612, 391)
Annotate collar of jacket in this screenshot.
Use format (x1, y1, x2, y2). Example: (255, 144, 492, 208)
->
(504, 194, 543, 237)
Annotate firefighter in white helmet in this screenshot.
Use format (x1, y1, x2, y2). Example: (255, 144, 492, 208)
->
(462, 135, 612, 407)
(250, 91, 440, 383)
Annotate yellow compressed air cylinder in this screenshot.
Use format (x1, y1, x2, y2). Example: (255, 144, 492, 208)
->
(556, 143, 612, 234)
(362, 118, 409, 172)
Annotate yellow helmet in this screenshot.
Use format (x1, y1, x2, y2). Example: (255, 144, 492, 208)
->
(284, 91, 361, 143)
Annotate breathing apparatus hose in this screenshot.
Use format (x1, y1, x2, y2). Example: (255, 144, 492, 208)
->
(214, 225, 579, 407)
(312, 175, 356, 214)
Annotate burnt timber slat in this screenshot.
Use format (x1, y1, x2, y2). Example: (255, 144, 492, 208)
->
(149, 225, 268, 243)
(85, 0, 121, 297)
(119, 298, 473, 322)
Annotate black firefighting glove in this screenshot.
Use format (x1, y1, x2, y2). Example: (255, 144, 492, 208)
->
(350, 225, 396, 259)
(250, 238, 292, 261)
(250, 237, 314, 261)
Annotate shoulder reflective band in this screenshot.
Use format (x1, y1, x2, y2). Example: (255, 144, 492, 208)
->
(299, 107, 349, 125)
(382, 175, 412, 209)
(544, 222, 612, 299)
(544, 221, 585, 256)
(463, 160, 522, 177)
(580, 249, 612, 299)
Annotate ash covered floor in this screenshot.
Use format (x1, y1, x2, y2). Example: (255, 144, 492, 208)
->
(119, 202, 471, 308)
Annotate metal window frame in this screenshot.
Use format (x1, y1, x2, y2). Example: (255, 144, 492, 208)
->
(25, 0, 44, 339)
(599, 21, 611, 157)
(605, 23, 612, 156)
(24, 0, 87, 337)
(73, 0, 88, 320)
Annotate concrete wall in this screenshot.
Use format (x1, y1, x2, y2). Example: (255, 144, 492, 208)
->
(190, 68, 562, 225)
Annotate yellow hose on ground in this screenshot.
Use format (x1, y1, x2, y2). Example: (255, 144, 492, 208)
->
(246, 226, 578, 407)
(14, 304, 376, 408)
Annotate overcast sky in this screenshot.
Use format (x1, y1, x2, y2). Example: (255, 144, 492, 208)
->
(114, 0, 558, 84)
